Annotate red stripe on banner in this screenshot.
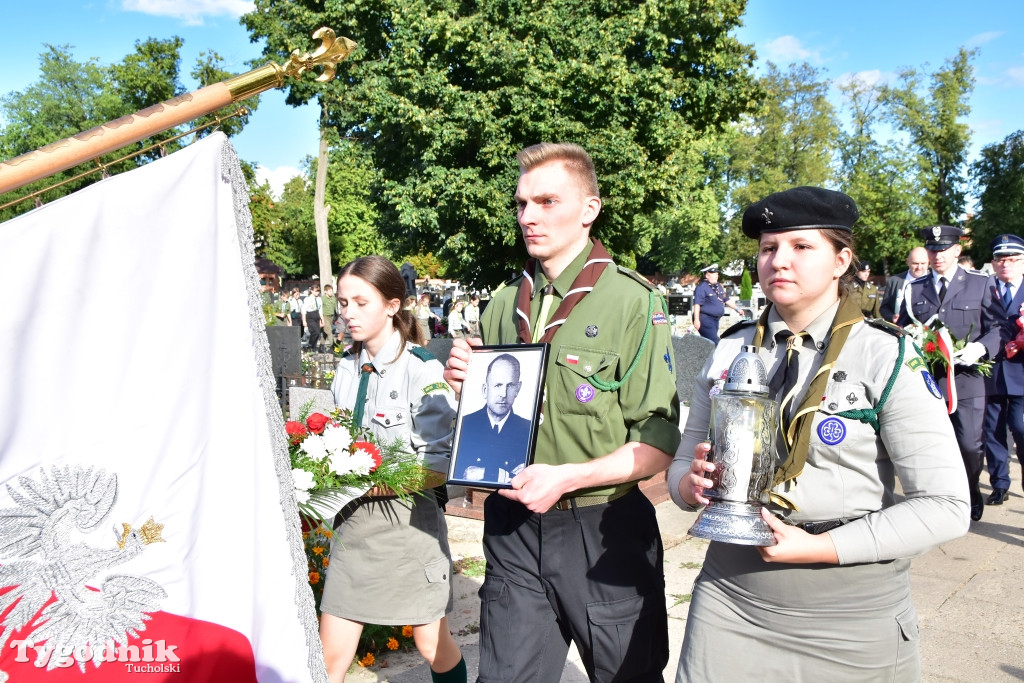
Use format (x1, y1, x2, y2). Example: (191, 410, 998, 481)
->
(936, 327, 957, 414)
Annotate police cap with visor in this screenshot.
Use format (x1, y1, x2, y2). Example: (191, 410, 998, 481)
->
(991, 233, 1024, 258)
(741, 186, 859, 239)
(919, 225, 963, 251)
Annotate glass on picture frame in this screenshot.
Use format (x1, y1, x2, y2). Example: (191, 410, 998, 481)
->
(447, 344, 549, 489)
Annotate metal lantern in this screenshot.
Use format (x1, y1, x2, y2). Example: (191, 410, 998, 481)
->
(688, 345, 779, 546)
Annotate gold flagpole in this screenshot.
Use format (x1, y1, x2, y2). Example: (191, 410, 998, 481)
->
(0, 27, 355, 196)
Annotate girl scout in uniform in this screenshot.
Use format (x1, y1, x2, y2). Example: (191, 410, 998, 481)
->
(322, 256, 465, 683)
(669, 187, 970, 681)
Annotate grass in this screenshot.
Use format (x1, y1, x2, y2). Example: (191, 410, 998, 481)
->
(679, 561, 702, 569)
(670, 593, 693, 608)
(453, 556, 487, 578)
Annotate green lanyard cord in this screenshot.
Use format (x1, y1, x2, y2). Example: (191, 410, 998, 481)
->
(834, 334, 905, 432)
(587, 291, 659, 392)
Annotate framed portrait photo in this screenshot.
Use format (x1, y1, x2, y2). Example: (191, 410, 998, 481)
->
(447, 343, 549, 489)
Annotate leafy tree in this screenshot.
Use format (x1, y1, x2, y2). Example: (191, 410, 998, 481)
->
(0, 41, 256, 220)
(739, 268, 752, 301)
(880, 48, 976, 225)
(718, 62, 840, 269)
(969, 130, 1024, 261)
(837, 78, 928, 274)
(242, 0, 759, 288)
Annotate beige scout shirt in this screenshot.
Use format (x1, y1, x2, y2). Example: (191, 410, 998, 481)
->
(668, 301, 970, 565)
(331, 330, 456, 474)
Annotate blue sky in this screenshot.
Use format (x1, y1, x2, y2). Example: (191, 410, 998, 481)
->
(2, 1, 1022, 200)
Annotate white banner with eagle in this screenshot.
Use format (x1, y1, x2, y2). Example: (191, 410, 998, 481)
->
(0, 133, 325, 682)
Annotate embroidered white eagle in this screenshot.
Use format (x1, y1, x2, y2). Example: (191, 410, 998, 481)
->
(0, 465, 166, 672)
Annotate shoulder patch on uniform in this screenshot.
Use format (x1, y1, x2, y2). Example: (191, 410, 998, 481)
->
(422, 381, 450, 394)
(864, 318, 905, 337)
(652, 312, 668, 325)
(721, 320, 756, 339)
(616, 266, 658, 291)
(409, 346, 436, 362)
(905, 356, 926, 372)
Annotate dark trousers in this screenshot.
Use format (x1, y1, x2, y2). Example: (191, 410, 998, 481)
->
(697, 313, 721, 344)
(477, 488, 668, 683)
(951, 395, 985, 508)
(983, 394, 1024, 490)
(304, 312, 321, 350)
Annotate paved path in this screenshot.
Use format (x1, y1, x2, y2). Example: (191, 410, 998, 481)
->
(348, 459, 1024, 682)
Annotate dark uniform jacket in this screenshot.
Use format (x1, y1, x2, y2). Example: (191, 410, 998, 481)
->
(898, 267, 1001, 399)
(986, 275, 1024, 397)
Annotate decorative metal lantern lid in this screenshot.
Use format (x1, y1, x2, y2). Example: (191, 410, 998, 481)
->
(723, 345, 769, 395)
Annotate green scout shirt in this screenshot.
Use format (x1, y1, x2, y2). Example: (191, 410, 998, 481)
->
(321, 294, 338, 318)
(479, 244, 681, 498)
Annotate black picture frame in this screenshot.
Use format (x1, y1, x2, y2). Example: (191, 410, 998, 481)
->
(447, 343, 549, 489)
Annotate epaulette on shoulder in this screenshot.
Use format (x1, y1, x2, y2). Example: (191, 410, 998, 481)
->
(864, 318, 904, 337)
(910, 274, 931, 284)
(616, 266, 657, 291)
(409, 346, 436, 362)
(721, 319, 756, 339)
(491, 273, 523, 296)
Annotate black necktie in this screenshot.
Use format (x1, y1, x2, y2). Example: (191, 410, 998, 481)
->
(352, 363, 374, 426)
(768, 330, 807, 441)
(938, 276, 948, 303)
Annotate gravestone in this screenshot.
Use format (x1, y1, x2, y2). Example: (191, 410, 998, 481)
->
(288, 387, 336, 419)
(671, 334, 715, 407)
(667, 294, 692, 316)
(426, 337, 454, 366)
(265, 325, 301, 378)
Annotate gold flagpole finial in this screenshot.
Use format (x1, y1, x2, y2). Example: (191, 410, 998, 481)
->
(284, 27, 357, 82)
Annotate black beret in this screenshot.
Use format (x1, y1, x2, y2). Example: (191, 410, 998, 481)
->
(991, 233, 1024, 257)
(919, 225, 963, 251)
(856, 260, 871, 271)
(742, 186, 859, 239)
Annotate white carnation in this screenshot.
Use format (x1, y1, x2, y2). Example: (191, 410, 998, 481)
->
(321, 424, 353, 455)
(347, 448, 377, 476)
(294, 488, 311, 504)
(329, 450, 356, 476)
(300, 434, 329, 461)
(291, 467, 315, 491)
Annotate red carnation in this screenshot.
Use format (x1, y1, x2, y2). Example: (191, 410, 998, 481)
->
(924, 341, 937, 353)
(352, 441, 382, 472)
(306, 413, 330, 435)
(285, 421, 308, 444)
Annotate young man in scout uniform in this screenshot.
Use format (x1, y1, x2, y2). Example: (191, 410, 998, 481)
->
(444, 142, 680, 682)
(898, 225, 1002, 521)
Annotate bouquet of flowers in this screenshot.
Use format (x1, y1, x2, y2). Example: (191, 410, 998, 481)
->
(287, 407, 426, 524)
(905, 320, 993, 377)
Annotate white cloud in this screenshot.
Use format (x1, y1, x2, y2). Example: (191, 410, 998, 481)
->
(761, 35, 822, 65)
(835, 69, 891, 89)
(1007, 66, 1024, 86)
(121, 0, 254, 26)
(255, 165, 302, 200)
(964, 31, 1003, 48)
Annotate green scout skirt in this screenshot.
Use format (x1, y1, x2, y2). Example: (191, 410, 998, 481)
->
(677, 542, 920, 682)
(320, 490, 454, 625)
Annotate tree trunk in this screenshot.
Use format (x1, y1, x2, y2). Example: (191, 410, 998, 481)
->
(314, 107, 332, 289)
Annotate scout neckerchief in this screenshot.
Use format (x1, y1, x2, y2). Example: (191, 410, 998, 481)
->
(515, 240, 613, 344)
(752, 293, 863, 492)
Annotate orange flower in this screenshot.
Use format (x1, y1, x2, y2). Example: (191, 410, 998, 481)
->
(402, 625, 413, 638)
(321, 529, 333, 538)
(359, 653, 375, 667)
(322, 557, 330, 567)
(309, 571, 320, 584)
(312, 546, 325, 555)
(387, 637, 399, 651)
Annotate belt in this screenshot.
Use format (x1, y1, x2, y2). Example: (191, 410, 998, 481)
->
(797, 518, 848, 535)
(551, 486, 634, 512)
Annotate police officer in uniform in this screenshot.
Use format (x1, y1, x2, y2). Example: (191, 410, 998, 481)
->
(983, 234, 1024, 505)
(444, 142, 680, 682)
(692, 263, 739, 343)
(671, 186, 969, 680)
(898, 225, 1001, 521)
(849, 260, 881, 317)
